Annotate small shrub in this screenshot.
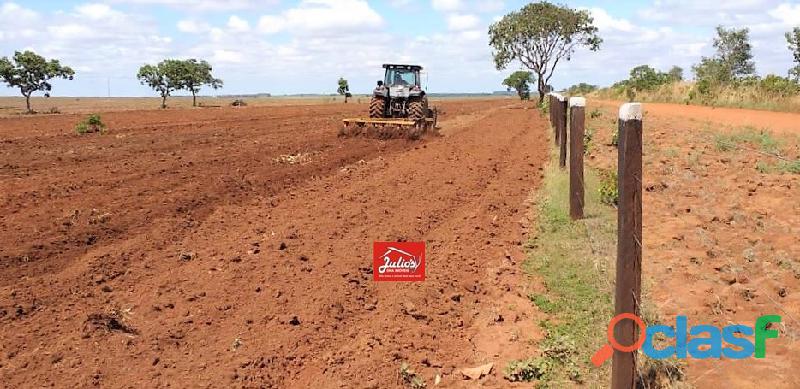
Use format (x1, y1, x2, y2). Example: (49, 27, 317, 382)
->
(583, 127, 595, 155)
(539, 96, 550, 116)
(714, 135, 737, 151)
(598, 170, 618, 206)
(75, 114, 106, 134)
(47, 106, 61, 114)
(231, 99, 247, 107)
(399, 362, 425, 389)
(504, 358, 546, 382)
(759, 74, 799, 97)
(778, 160, 800, 174)
(755, 161, 772, 174)
(589, 108, 602, 119)
(610, 125, 619, 147)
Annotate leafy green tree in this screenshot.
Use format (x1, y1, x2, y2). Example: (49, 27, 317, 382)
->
(0, 50, 74, 113)
(692, 26, 755, 95)
(337, 77, 351, 103)
(695, 26, 755, 86)
(714, 26, 755, 80)
(628, 65, 671, 92)
(668, 66, 684, 82)
(181, 59, 222, 107)
(502, 71, 534, 100)
(137, 59, 185, 109)
(692, 57, 728, 90)
(489, 1, 601, 105)
(786, 27, 800, 81)
(566, 82, 597, 95)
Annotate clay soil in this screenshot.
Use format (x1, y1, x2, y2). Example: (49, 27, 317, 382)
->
(0, 99, 549, 388)
(589, 100, 800, 388)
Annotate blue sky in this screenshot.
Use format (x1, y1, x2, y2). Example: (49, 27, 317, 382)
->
(1, 0, 799, 97)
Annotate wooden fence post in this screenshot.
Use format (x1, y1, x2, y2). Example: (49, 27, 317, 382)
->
(558, 95, 568, 168)
(612, 103, 643, 389)
(550, 93, 559, 144)
(568, 97, 585, 220)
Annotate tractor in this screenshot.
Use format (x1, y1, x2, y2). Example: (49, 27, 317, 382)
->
(341, 64, 437, 140)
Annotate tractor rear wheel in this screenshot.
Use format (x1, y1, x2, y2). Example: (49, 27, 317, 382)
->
(408, 99, 425, 120)
(369, 97, 385, 118)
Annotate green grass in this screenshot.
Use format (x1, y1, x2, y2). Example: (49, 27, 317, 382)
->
(518, 149, 616, 386)
(756, 159, 800, 175)
(713, 126, 782, 154)
(520, 144, 689, 388)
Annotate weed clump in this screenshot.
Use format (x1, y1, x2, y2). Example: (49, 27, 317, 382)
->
(398, 362, 425, 389)
(584, 127, 596, 155)
(598, 170, 618, 206)
(75, 113, 106, 134)
(504, 358, 545, 382)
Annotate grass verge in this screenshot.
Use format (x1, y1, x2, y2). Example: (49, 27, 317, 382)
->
(512, 147, 616, 387)
(516, 143, 688, 387)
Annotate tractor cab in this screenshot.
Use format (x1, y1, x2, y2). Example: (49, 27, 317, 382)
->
(383, 64, 422, 88)
(375, 64, 424, 102)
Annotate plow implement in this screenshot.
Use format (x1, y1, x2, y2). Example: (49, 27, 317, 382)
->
(339, 116, 437, 140)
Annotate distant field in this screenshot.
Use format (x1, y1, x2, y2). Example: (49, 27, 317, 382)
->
(0, 95, 512, 117)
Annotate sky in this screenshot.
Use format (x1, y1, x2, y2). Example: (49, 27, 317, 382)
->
(0, 0, 799, 97)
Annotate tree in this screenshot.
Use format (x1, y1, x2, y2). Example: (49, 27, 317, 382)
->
(692, 26, 755, 93)
(502, 71, 534, 100)
(0, 50, 74, 113)
(668, 66, 684, 82)
(337, 77, 351, 103)
(489, 1, 601, 105)
(628, 65, 671, 91)
(137, 60, 184, 109)
(786, 27, 800, 81)
(713, 25, 756, 81)
(181, 59, 222, 107)
(566, 82, 597, 95)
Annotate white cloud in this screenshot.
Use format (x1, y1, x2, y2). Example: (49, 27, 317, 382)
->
(587, 8, 634, 33)
(257, 0, 383, 36)
(177, 19, 209, 33)
(432, 0, 463, 12)
(227, 15, 250, 32)
(446, 14, 479, 31)
(108, 0, 275, 12)
(768, 3, 800, 26)
(212, 49, 244, 63)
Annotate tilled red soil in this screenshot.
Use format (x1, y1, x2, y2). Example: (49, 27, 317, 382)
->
(0, 100, 549, 387)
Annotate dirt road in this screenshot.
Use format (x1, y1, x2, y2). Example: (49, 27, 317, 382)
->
(0, 99, 549, 387)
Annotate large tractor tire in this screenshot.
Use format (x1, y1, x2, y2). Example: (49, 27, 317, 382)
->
(369, 97, 385, 118)
(408, 99, 426, 120)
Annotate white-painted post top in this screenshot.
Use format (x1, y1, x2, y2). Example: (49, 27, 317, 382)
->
(552, 93, 566, 102)
(619, 103, 642, 121)
(569, 97, 586, 107)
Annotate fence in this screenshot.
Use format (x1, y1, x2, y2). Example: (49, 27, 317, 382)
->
(546, 93, 643, 389)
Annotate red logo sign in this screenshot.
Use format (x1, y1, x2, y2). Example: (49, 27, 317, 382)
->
(373, 242, 425, 282)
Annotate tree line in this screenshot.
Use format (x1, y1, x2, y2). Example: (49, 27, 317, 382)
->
(0, 50, 223, 113)
(606, 25, 800, 102)
(489, 2, 800, 105)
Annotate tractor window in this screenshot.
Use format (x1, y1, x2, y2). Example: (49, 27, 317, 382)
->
(385, 69, 418, 86)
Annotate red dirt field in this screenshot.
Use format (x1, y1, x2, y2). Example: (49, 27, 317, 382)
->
(590, 100, 800, 388)
(0, 99, 549, 387)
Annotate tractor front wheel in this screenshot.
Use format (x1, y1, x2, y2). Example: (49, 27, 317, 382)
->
(369, 97, 385, 118)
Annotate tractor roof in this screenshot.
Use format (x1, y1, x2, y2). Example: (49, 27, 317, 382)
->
(383, 64, 423, 71)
